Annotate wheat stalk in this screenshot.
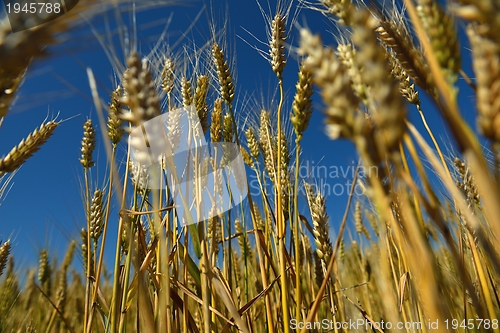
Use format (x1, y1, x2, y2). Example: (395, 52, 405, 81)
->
(120, 52, 161, 127)
(107, 86, 124, 146)
(0, 240, 10, 277)
(212, 43, 235, 105)
(0, 120, 58, 175)
(417, 0, 460, 84)
(79, 119, 96, 169)
(194, 75, 210, 134)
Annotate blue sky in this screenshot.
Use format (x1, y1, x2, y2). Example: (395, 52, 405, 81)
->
(0, 0, 478, 272)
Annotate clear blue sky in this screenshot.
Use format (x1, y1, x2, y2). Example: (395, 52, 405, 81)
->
(0, 0, 478, 272)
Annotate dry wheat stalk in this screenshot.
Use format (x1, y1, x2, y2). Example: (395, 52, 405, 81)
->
(291, 62, 314, 142)
(161, 57, 175, 94)
(181, 76, 193, 107)
(79, 119, 96, 169)
(23, 270, 36, 310)
(454, 157, 480, 206)
(0, 240, 10, 277)
(223, 113, 234, 143)
(375, 12, 433, 93)
(240, 146, 254, 167)
(107, 86, 124, 146)
(120, 53, 161, 127)
(352, 10, 407, 154)
(259, 109, 277, 182)
(277, 130, 290, 219)
(208, 215, 221, 256)
(336, 43, 368, 103)
(313, 251, 324, 288)
(80, 228, 92, 276)
(417, 0, 460, 83)
(211, 98, 223, 142)
(245, 128, 260, 159)
(355, 201, 370, 240)
(270, 13, 287, 79)
(365, 209, 379, 237)
(304, 183, 333, 267)
(387, 51, 420, 106)
(320, 0, 353, 25)
(0, 120, 58, 175)
(467, 26, 500, 144)
(56, 242, 75, 314)
(166, 104, 182, 152)
(129, 161, 149, 190)
(456, 0, 500, 44)
(235, 219, 253, 262)
(299, 28, 361, 140)
(38, 249, 51, 294)
(339, 239, 345, 262)
(212, 42, 235, 105)
(89, 190, 105, 242)
(194, 75, 210, 134)
(0, 14, 67, 118)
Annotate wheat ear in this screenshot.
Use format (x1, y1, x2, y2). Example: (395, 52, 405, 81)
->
(0, 240, 10, 277)
(0, 120, 58, 175)
(79, 119, 96, 169)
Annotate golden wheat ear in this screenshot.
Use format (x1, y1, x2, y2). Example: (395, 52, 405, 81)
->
(0, 240, 11, 277)
(0, 119, 58, 175)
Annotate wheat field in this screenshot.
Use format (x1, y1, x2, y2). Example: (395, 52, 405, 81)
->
(0, 0, 500, 332)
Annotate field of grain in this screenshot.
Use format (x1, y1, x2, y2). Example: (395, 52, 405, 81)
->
(1, 0, 500, 332)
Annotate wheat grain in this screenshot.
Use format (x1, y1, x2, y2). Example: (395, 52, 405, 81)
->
(387, 51, 420, 106)
(120, 52, 161, 127)
(375, 12, 434, 93)
(235, 219, 253, 262)
(211, 99, 223, 142)
(240, 146, 254, 168)
(454, 157, 480, 206)
(89, 190, 105, 242)
(352, 9, 407, 154)
(0, 120, 58, 175)
(354, 202, 370, 240)
(161, 57, 175, 95)
(299, 28, 361, 140)
(79, 119, 96, 169)
(208, 215, 221, 256)
(212, 42, 235, 105)
(417, 0, 460, 83)
(320, 0, 353, 25)
(259, 109, 276, 182)
(181, 76, 193, 107)
(80, 229, 92, 277)
(223, 113, 234, 143)
(194, 75, 210, 134)
(245, 128, 260, 159)
(0, 240, 10, 277)
(38, 249, 51, 295)
(336, 43, 368, 103)
(467, 26, 500, 144)
(270, 13, 287, 79)
(107, 86, 124, 146)
(305, 183, 333, 267)
(291, 62, 314, 142)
